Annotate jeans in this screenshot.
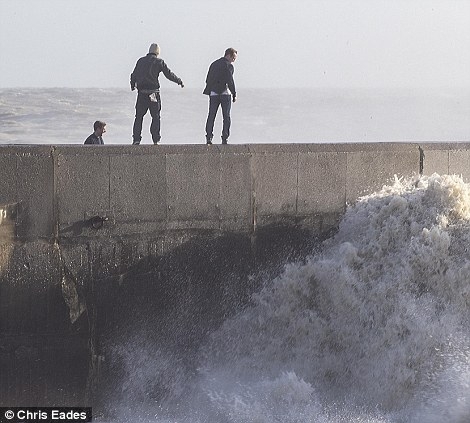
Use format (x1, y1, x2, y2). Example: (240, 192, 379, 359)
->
(205, 94, 231, 142)
(132, 92, 161, 144)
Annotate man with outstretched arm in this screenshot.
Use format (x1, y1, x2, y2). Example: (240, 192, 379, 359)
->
(130, 43, 184, 145)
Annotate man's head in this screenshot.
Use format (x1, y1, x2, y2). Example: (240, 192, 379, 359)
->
(93, 121, 106, 136)
(224, 48, 237, 63)
(149, 43, 160, 56)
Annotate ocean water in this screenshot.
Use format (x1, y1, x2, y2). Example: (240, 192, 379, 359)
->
(101, 174, 470, 423)
(0, 87, 469, 144)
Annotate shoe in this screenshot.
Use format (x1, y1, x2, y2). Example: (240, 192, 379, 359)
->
(206, 138, 213, 145)
(222, 139, 228, 145)
(132, 141, 140, 145)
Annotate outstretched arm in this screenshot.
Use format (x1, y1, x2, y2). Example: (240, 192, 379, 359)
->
(161, 60, 184, 87)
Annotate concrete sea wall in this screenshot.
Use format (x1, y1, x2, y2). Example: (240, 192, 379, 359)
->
(1, 142, 469, 408)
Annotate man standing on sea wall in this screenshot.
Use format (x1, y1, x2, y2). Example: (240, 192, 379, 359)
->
(130, 43, 184, 145)
(203, 48, 237, 145)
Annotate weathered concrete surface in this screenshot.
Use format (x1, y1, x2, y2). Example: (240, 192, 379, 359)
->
(420, 142, 470, 180)
(0, 143, 426, 241)
(0, 142, 468, 408)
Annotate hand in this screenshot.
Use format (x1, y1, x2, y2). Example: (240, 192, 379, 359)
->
(180, 81, 184, 88)
(232, 95, 237, 103)
(131, 86, 135, 91)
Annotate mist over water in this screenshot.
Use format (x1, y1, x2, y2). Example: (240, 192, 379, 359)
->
(0, 87, 469, 144)
(99, 174, 470, 422)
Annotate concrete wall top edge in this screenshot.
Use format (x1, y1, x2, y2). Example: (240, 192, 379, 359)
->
(0, 145, 54, 155)
(417, 142, 470, 151)
(0, 142, 457, 156)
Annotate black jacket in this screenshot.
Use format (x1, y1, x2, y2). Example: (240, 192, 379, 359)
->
(203, 57, 236, 96)
(84, 133, 104, 145)
(130, 53, 182, 92)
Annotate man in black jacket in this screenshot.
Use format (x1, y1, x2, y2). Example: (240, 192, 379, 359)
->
(130, 43, 184, 144)
(84, 121, 106, 145)
(203, 48, 237, 144)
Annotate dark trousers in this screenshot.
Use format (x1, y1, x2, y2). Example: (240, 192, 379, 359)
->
(205, 94, 231, 142)
(132, 92, 161, 144)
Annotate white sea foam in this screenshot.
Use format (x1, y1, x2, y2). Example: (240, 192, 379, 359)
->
(187, 174, 470, 422)
(99, 174, 470, 422)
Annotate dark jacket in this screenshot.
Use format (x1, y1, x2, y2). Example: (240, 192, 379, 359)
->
(130, 53, 182, 92)
(84, 133, 104, 145)
(203, 57, 236, 96)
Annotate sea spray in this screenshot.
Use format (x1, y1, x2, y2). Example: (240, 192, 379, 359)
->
(103, 174, 470, 422)
(196, 174, 470, 422)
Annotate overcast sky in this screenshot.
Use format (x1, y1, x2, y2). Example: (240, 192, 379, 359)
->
(1, 0, 469, 89)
